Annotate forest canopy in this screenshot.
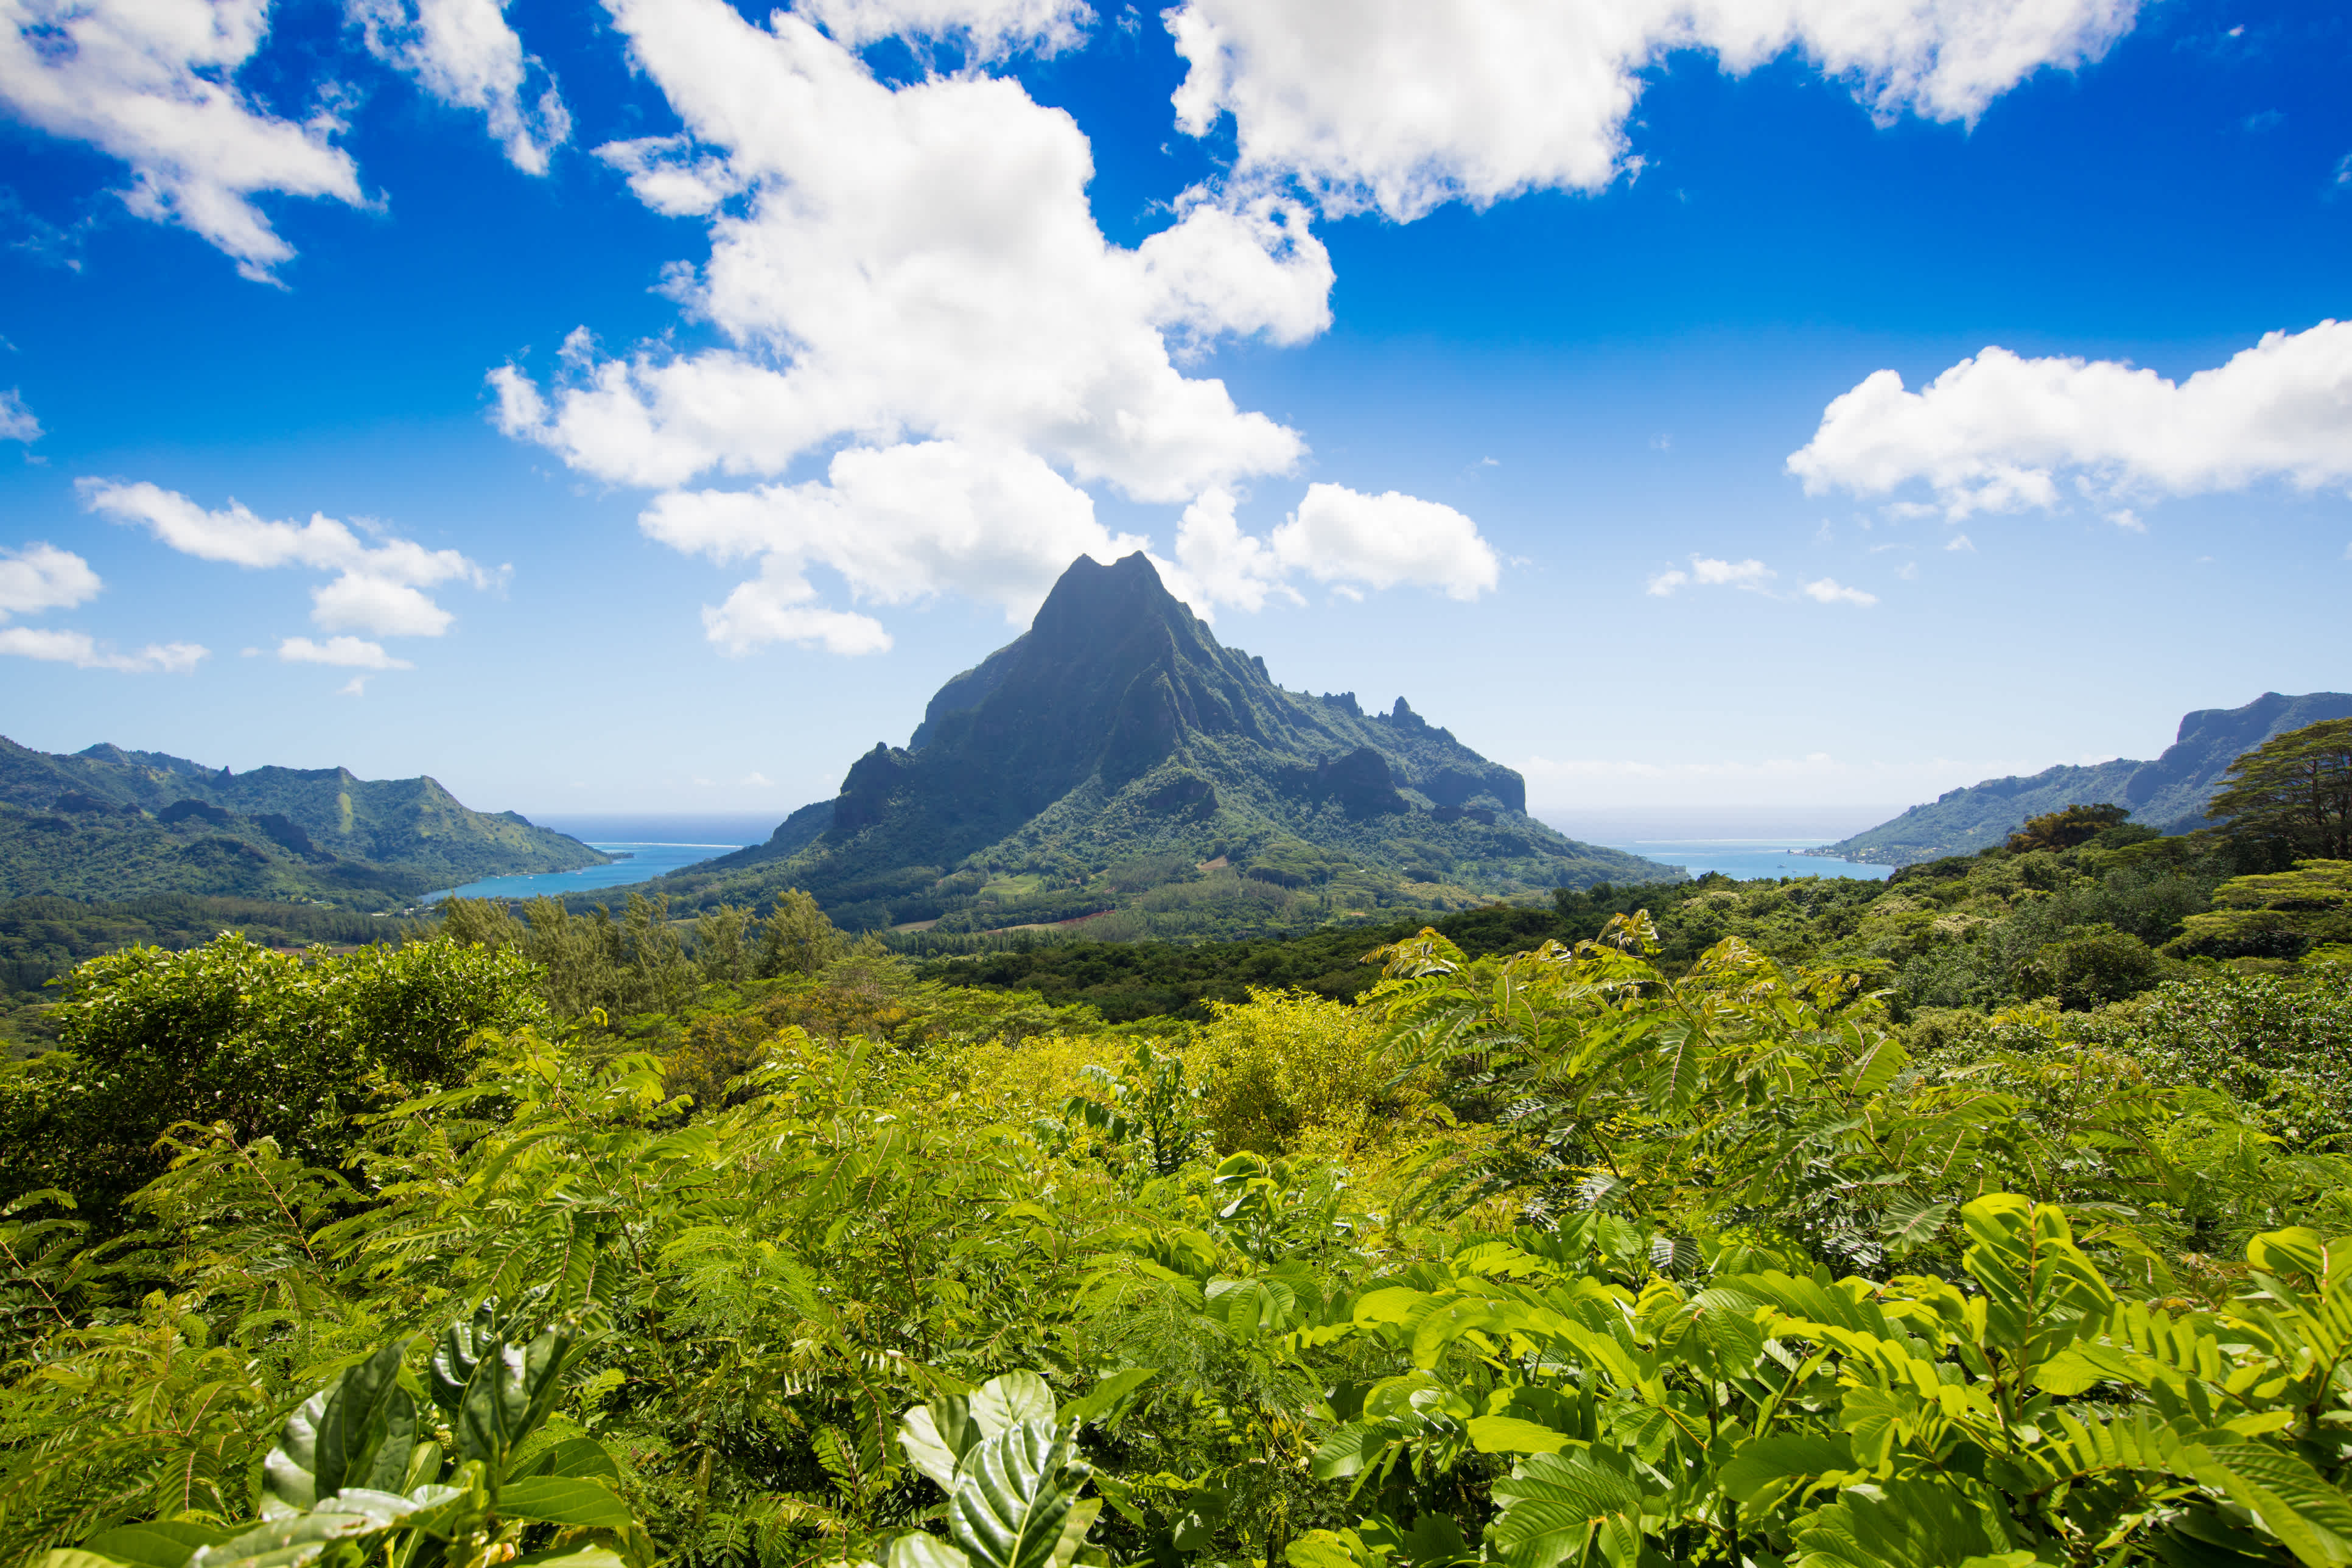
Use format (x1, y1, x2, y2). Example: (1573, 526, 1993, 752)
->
(3, 723, 2352, 1568)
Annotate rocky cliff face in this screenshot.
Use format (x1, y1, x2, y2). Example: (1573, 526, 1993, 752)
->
(656, 553, 1672, 928)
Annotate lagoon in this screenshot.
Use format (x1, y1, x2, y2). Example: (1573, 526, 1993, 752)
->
(430, 838, 752, 903)
(1603, 839, 1893, 882)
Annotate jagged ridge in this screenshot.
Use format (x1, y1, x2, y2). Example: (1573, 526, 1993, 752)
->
(632, 553, 1676, 929)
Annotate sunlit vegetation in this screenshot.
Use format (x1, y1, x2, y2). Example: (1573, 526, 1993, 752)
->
(5, 725, 2352, 1568)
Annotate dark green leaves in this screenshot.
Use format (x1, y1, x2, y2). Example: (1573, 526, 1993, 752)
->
(262, 1337, 418, 1512)
(428, 1301, 573, 1471)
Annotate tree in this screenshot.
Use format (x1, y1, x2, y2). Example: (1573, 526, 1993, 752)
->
(758, 887, 848, 978)
(2167, 859, 2352, 960)
(0, 936, 544, 1227)
(694, 903, 754, 986)
(2208, 716, 2352, 862)
(2006, 802, 2130, 853)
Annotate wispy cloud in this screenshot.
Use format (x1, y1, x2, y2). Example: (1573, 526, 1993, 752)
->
(0, 390, 39, 443)
(84, 481, 500, 658)
(0, 625, 206, 672)
(1647, 555, 1774, 597)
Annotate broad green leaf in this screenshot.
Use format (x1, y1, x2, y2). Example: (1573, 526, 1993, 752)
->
(509, 1436, 622, 1483)
(498, 1477, 633, 1528)
(512, 1552, 631, 1568)
(1488, 1450, 1645, 1568)
(84, 1522, 232, 1568)
(311, 1339, 416, 1499)
(262, 1393, 326, 1514)
(947, 1423, 1084, 1568)
(902, 1398, 978, 1491)
(1720, 1432, 1857, 1508)
(2184, 1443, 2352, 1568)
(889, 1536, 973, 1568)
(1060, 1370, 1156, 1427)
(191, 1494, 416, 1568)
(1466, 1416, 1570, 1456)
(968, 1374, 1057, 1441)
(1046, 1497, 1100, 1568)
(1287, 1530, 1387, 1568)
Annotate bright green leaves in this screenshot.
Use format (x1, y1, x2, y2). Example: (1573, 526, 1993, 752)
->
(1487, 1449, 1647, 1568)
(496, 1477, 636, 1530)
(890, 1372, 1104, 1568)
(74, 1525, 231, 1568)
(54, 1298, 635, 1568)
(951, 1423, 1094, 1568)
(1959, 1194, 2114, 1363)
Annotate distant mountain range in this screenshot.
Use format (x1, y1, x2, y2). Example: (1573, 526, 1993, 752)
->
(615, 552, 1677, 931)
(1815, 690, 2352, 866)
(0, 737, 607, 905)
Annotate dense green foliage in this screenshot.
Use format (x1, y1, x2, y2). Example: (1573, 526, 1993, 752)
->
(593, 556, 1671, 933)
(917, 827, 2328, 1024)
(0, 934, 544, 1228)
(0, 895, 419, 1015)
(0, 737, 606, 907)
(1815, 691, 2352, 866)
(6, 733, 2352, 1568)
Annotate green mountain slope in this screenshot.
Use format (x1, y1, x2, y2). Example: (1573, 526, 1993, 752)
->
(616, 552, 1678, 930)
(1816, 690, 2352, 865)
(0, 737, 607, 903)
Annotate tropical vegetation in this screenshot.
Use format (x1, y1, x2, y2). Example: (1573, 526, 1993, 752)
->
(5, 743, 2352, 1568)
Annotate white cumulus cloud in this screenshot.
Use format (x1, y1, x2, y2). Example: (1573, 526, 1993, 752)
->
(640, 440, 1145, 654)
(279, 634, 414, 668)
(1153, 488, 1292, 618)
(1801, 576, 1877, 606)
(492, 0, 1343, 643)
(494, 0, 1323, 503)
(1787, 320, 2352, 520)
(352, 0, 572, 173)
(0, 390, 40, 443)
(0, 542, 100, 618)
(81, 480, 496, 639)
(0, 0, 364, 279)
(1268, 483, 1498, 601)
(0, 626, 206, 672)
(1167, 0, 2139, 221)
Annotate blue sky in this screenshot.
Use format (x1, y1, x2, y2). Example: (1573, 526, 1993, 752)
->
(0, 0, 2346, 827)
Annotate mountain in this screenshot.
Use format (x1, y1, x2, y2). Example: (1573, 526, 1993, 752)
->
(621, 552, 1677, 933)
(1815, 691, 2352, 866)
(0, 737, 608, 905)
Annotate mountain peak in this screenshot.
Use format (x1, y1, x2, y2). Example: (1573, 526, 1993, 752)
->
(656, 553, 1675, 929)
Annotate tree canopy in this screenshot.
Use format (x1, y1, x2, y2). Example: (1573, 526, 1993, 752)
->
(2208, 716, 2352, 862)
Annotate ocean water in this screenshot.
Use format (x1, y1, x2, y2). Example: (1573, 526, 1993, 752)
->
(434, 811, 1894, 903)
(1602, 839, 1892, 882)
(430, 838, 755, 902)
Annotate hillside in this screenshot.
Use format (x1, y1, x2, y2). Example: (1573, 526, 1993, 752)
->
(1815, 690, 2352, 864)
(0, 737, 607, 904)
(605, 552, 1677, 931)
